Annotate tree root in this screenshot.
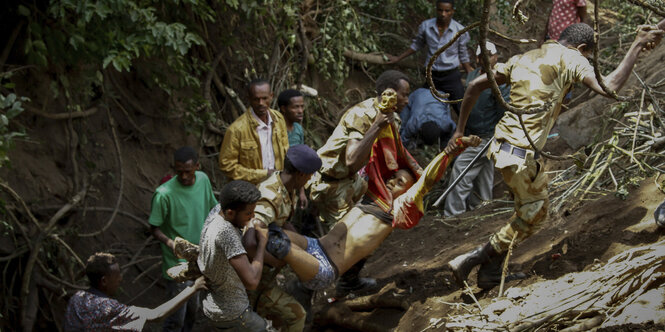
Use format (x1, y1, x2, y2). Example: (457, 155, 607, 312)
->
(314, 304, 387, 332)
(341, 291, 409, 311)
(24, 104, 99, 120)
(78, 108, 123, 237)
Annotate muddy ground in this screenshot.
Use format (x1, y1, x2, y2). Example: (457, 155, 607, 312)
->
(2, 0, 665, 330)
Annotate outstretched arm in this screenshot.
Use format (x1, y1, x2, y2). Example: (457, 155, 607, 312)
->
(385, 48, 416, 64)
(583, 25, 663, 96)
(143, 276, 207, 321)
(119, 275, 207, 328)
(393, 136, 481, 229)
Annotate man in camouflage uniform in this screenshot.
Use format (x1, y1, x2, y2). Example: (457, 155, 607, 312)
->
(308, 70, 418, 293)
(245, 145, 322, 332)
(447, 23, 663, 290)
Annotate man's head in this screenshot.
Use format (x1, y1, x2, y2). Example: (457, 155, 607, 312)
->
(219, 180, 262, 228)
(86, 252, 122, 295)
(277, 89, 305, 124)
(476, 41, 499, 68)
(248, 78, 273, 120)
(386, 169, 416, 198)
(375, 70, 411, 113)
(436, 0, 455, 26)
(283, 144, 322, 189)
(420, 121, 443, 145)
(558, 23, 595, 57)
(174, 146, 199, 186)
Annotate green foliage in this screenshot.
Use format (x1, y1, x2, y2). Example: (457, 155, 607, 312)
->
(312, 0, 433, 87)
(0, 86, 27, 167)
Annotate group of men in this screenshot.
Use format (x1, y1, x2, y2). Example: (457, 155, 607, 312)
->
(63, 0, 665, 330)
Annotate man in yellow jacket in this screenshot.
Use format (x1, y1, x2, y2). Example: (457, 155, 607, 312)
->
(219, 79, 289, 184)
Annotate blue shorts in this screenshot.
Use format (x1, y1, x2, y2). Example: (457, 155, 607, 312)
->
(301, 237, 338, 290)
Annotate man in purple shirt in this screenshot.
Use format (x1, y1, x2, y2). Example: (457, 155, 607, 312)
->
(386, 0, 473, 113)
(64, 252, 205, 332)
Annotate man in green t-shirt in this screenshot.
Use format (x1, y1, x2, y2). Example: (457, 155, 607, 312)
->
(149, 146, 218, 332)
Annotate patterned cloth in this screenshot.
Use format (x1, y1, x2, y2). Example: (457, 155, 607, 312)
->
(219, 108, 289, 184)
(410, 18, 471, 71)
(547, 0, 587, 41)
(309, 97, 400, 225)
(392, 138, 467, 229)
(493, 41, 594, 155)
(489, 154, 549, 253)
(254, 171, 297, 227)
(64, 288, 144, 331)
(301, 237, 338, 290)
(364, 120, 421, 215)
(308, 172, 368, 227)
(251, 285, 305, 332)
(484, 40, 592, 253)
(249, 172, 305, 332)
(197, 212, 250, 322)
(316, 98, 397, 179)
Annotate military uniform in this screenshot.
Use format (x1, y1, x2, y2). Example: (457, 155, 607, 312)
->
(309, 98, 400, 227)
(249, 171, 306, 332)
(488, 40, 594, 253)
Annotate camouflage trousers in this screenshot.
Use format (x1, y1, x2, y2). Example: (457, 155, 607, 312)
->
(248, 268, 305, 332)
(308, 172, 367, 229)
(489, 157, 549, 253)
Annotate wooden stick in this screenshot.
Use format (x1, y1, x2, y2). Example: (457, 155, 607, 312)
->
(499, 231, 518, 297)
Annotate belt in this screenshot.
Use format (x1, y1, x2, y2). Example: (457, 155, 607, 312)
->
(499, 141, 539, 159)
(430, 68, 458, 77)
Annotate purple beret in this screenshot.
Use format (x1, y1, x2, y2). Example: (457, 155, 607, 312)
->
(287, 144, 322, 174)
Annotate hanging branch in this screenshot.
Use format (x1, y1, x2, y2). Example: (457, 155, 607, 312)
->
(489, 28, 537, 44)
(24, 104, 99, 120)
(626, 0, 665, 18)
(78, 108, 123, 237)
(593, 0, 629, 101)
(425, 22, 479, 104)
(20, 187, 87, 330)
(512, 0, 530, 24)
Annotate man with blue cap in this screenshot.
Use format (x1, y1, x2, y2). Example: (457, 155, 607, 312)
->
(244, 144, 321, 332)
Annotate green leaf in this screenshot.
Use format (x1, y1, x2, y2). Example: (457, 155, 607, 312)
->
(7, 103, 23, 118)
(102, 55, 115, 69)
(6, 94, 16, 105)
(17, 5, 31, 16)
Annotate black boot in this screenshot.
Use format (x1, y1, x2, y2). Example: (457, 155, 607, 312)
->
(655, 199, 665, 228)
(477, 252, 527, 290)
(448, 243, 493, 287)
(336, 258, 377, 295)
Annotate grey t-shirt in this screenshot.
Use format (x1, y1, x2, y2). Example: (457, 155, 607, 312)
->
(198, 208, 249, 322)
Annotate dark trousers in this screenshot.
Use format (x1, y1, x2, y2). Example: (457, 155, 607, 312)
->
(424, 69, 465, 114)
(163, 280, 200, 332)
